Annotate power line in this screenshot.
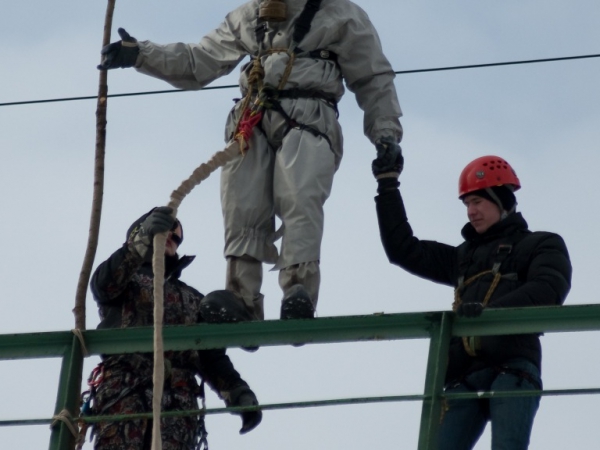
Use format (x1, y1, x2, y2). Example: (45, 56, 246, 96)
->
(395, 53, 600, 74)
(1, 53, 599, 108)
(0, 83, 238, 107)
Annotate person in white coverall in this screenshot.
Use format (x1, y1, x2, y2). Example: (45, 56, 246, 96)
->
(99, 0, 403, 323)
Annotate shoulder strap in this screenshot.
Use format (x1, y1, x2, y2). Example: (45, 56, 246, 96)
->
(456, 239, 514, 289)
(458, 229, 530, 281)
(491, 243, 512, 274)
(293, 0, 323, 49)
(254, 0, 323, 53)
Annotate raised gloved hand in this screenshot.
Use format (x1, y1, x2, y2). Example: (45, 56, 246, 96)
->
(140, 207, 175, 236)
(456, 302, 484, 318)
(372, 136, 403, 180)
(98, 28, 140, 70)
(228, 386, 263, 434)
(130, 207, 175, 260)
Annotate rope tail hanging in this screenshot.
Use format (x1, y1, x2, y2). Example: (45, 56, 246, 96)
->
(150, 139, 242, 450)
(73, 0, 117, 331)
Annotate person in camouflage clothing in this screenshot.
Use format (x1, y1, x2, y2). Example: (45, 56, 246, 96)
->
(88, 207, 262, 450)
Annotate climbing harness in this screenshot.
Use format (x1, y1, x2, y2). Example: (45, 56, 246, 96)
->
(234, 0, 335, 152)
(261, 86, 336, 149)
(453, 243, 514, 356)
(77, 360, 211, 450)
(290, 0, 323, 53)
(76, 362, 105, 449)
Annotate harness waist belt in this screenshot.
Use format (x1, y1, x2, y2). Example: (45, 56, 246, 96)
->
(274, 88, 337, 105)
(299, 48, 338, 62)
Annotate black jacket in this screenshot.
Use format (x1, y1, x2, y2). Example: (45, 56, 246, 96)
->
(375, 187, 572, 383)
(91, 242, 249, 396)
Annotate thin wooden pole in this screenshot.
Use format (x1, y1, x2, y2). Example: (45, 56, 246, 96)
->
(73, 0, 117, 331)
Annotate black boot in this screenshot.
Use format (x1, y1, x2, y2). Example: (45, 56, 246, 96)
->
(200, 290, 258, 352)
(280, 284, 315, 320)
(200, 290, 254, 323)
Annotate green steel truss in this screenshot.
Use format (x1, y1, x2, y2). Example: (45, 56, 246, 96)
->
(1, 303, 600, 450)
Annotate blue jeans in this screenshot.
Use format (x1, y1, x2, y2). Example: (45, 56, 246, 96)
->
(438, 359, 542, 450)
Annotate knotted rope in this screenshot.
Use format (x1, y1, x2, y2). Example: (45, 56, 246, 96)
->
(71, 328, 89, 358)
(234, 47, 295, 152)
(150, 139, 242, 450)
(51, 409, 82, 446)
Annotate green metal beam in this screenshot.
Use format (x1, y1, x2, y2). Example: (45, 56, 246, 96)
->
(3, 305, 599, 361)
(5, 385, 600, 429)
(0, 331, 74, 360)
(84, 311, 437, 355)
(0, 312, 437, 360)
(2, 303, 600, 450)
(453, 304, 600, 336)
(48, 335, 84, 450)
(418, 312, 452, 450)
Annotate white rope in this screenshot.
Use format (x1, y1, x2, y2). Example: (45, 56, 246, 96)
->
(71, 328, 90, 357)
(50, 409, 79, 437)
(150, 139, 241, 450)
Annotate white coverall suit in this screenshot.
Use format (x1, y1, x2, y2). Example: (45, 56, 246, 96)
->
(134, 0, 403, 319)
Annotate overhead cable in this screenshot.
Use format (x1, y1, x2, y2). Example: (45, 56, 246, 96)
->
(1, 53, 599, 107)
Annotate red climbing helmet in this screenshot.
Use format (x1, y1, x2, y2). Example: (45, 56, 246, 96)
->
(458, 155, 521, 198)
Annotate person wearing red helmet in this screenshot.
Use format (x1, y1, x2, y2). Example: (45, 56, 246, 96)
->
(372, 152, 572, 450)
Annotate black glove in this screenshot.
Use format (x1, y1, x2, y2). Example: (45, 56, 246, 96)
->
(228, 387, 263, 434)
(140, 206, 175, 236)
(372, 136, 403, 180)
(131, 207, 175, 260)
(238, 392, 262, 434)
(98, 28, 140, 70)
(456, 302, 484, 318)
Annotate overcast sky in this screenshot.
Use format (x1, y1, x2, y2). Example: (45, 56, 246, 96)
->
(1, 0, 600, 448)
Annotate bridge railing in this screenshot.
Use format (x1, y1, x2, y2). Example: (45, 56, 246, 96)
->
(1, 303, 598, 450)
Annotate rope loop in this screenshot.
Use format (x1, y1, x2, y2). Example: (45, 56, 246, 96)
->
(51, 409, 79, 438)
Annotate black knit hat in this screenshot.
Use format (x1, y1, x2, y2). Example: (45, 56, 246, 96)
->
(467, 186, 517, 212)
